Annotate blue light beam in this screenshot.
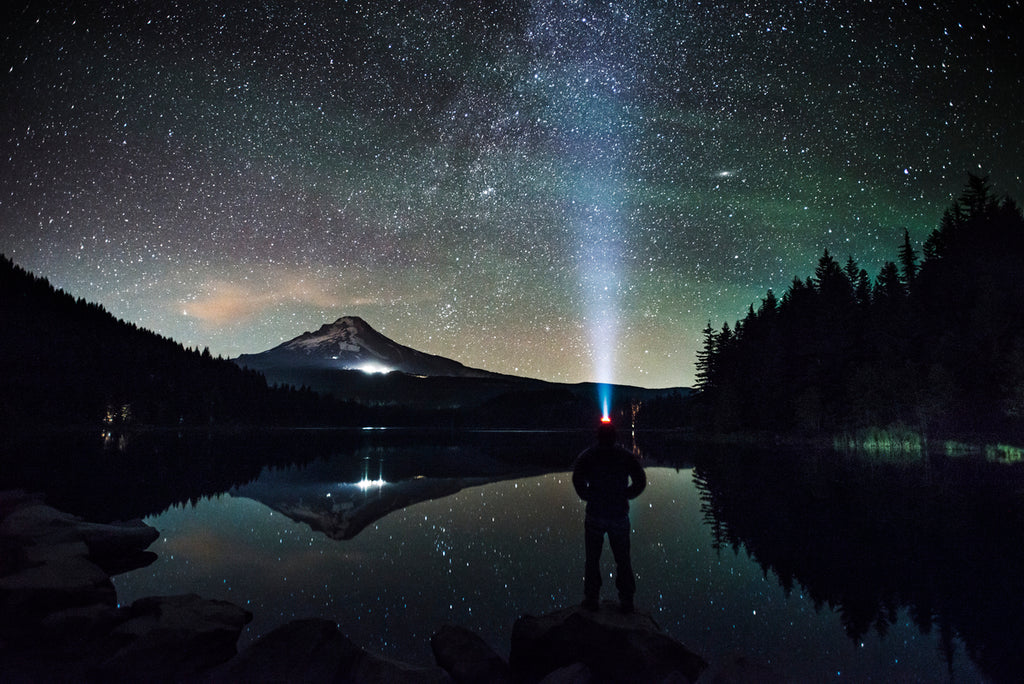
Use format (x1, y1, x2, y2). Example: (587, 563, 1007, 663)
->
(526, 2, 642, 416)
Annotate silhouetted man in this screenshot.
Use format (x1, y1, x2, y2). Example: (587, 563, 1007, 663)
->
(572, 422, 646, 613)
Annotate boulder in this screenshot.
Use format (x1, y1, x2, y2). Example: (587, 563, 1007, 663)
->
(0, 490, 159, 644)
(350, 650, 454, 684)
(537, 661, 594, 683)
(39, 601, 125, 644)
(96, 593, 253, 682)
(694, 651, 785, 684)
(0, 554, 117, 642)
(431, 623, 513, 683)
(221, 617, 453, 683)
(510, 602, 707, 684)
(220, 618, 363, 682)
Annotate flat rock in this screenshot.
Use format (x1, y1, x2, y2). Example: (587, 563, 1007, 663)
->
(0, 494, 158, 576)
(0, 501, 88, 545)
(0, 555, 116, 640)
(0, 500, 158, 553)
(1, 491, 159, 643)
(77, 519, 160, 575)
(510, 602, 707, 684)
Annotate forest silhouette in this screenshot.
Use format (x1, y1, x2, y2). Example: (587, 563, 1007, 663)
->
(0, 255, 372, 429)
(693, 175, 1024, 441)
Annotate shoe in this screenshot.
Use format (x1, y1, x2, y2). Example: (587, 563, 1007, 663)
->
(581, 597, 599, 611)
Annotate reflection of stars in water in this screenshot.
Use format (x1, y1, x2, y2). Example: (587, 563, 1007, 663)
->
(108, 467, 982, 679)
(4, 4, 1020, 387)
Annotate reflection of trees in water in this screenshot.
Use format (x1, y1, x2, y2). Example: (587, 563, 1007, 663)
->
(0, 430, 332, 522)
(692, 449, 1024, 684)
(0, 429, 588, 524)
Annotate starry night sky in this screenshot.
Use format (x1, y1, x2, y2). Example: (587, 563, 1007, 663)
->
(2, 1, 1021, 388)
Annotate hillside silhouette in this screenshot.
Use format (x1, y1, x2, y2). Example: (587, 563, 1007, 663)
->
(0, 255, 366, 430)
(0, 256, 686, 431)
(693, 175, 1024, 442)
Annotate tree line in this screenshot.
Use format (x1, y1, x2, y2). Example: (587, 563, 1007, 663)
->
(0, 254, 371, 429)
(693, 175, 1024, 440)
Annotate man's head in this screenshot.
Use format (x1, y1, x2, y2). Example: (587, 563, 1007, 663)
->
(597, 422, 617, 446)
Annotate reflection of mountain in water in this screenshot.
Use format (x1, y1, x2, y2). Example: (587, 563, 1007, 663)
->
(693, 449, 1024, 684)
(234, 472, 509, 540)
(231, 441, 561, 540)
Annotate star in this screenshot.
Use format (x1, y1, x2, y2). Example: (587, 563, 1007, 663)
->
(1, 2, 1020, 388)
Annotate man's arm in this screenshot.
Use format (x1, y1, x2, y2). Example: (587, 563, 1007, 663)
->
(625, 454, 646, 499)
(572, 451, 592, 500)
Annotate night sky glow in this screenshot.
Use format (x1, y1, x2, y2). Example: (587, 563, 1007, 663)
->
(2, 2, 1021, 388)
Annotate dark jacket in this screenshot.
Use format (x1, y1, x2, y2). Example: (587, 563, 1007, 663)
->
(572, 444, 646, 520)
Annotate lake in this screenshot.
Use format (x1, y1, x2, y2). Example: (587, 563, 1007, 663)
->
(4, 429, 1017, 681)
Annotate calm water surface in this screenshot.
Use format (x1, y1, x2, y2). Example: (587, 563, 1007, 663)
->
(109, 451, 987, 682)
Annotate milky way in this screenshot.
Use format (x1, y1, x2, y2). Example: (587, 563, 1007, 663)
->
(2, 1, 1020, 387)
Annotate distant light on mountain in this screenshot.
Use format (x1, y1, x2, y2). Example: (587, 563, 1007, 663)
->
(355, 362, 393, 375)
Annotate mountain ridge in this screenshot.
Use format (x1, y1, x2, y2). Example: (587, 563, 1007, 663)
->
(231, 314, 691, 422)
(236, 316, 507, 380)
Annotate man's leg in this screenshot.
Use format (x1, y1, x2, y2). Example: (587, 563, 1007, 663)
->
(583, 522, 604, 606)
(608, 524, 635, 610)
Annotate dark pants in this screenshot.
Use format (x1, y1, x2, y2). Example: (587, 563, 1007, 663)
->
(584, 515, 635, 602)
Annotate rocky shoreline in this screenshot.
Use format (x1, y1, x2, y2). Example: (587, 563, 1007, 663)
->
(1, 490, 774, 683)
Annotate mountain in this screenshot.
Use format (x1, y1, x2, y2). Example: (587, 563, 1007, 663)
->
(234, 314, 692, 425)
(235, 316, 503, 379)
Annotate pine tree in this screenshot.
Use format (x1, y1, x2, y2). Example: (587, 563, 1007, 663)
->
(843, 255, 860, 286)
(760, 289, 778, 316)
(813, 249, 854, 307)
(923, 174, 997, 261)
(843, 256, 872, 307)
(694, 321, 717, 393)
(873, 261, 904, 303)
(898, 229, 918, 288)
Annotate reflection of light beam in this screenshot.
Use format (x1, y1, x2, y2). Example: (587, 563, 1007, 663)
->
(355, 478, 386, 490)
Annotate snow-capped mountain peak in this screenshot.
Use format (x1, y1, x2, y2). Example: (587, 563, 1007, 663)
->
(283, 317, 377, 358)
(236, 316, 500, 379)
